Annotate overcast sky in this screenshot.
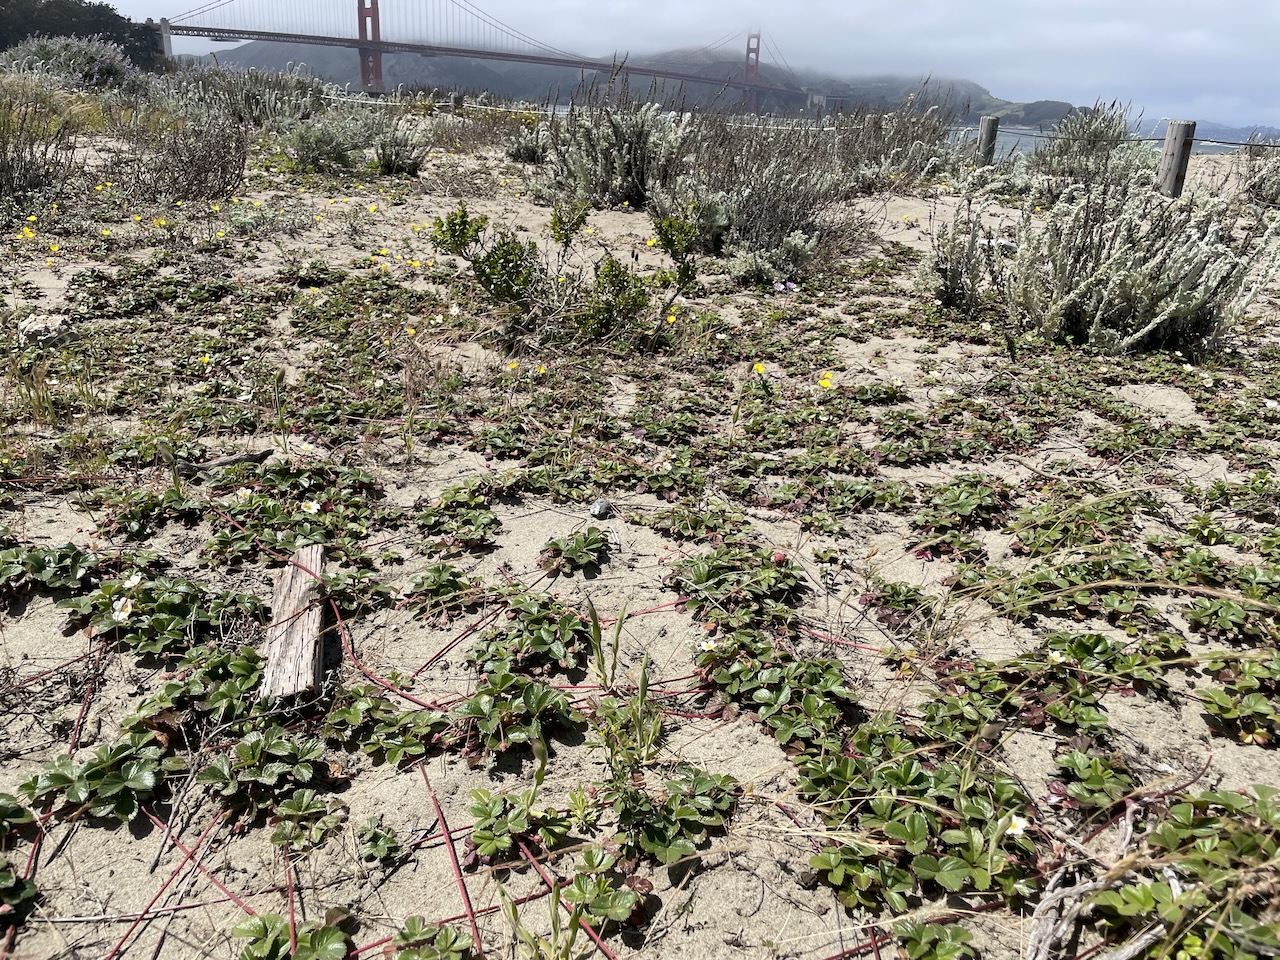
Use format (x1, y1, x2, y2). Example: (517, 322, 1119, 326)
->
(112, 0, 1276, 128)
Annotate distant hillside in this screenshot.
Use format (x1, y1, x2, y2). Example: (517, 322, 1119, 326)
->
(794, 71, 1077, 124)
(212, 40, 1077, 121)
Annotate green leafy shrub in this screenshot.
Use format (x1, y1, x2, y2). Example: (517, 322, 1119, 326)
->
(430, 202, 488, 256)
(471, 229, 544, 308)
(430, 202, 661, 344)
(576, 257, 650, 340)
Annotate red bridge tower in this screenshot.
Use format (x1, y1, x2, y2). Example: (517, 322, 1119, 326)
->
(744, 30, 761, 113)
(357, 0, 384, 92)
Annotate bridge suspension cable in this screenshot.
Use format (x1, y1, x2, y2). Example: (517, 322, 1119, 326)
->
(170, 0, 238, 24)
(442, 0, 580, 58)
(763, 35, 799, 85)
(653, 29, 744, 64)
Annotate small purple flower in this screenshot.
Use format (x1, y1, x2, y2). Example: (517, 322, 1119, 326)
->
(773, 281, 785, 292)
(786, 282, 797, 291)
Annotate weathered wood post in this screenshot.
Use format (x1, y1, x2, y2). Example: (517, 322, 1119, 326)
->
(450, 92, 465, 113)
(977, 116, 1000, 167)
(1157, 120, 1196, 198)
(261, 544, 326, 699)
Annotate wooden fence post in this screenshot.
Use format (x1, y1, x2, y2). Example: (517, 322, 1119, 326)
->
(1157, 120, 1196, 198)
(977, 116, 1000, 167)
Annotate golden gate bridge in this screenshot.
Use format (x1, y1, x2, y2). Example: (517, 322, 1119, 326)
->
(142, 0, 803, 106)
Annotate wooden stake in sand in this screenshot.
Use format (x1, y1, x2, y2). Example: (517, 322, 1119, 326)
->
(1157, 120, 1196, 199)
(260, 544, 326, 699)
(977, 116, 1000, 167)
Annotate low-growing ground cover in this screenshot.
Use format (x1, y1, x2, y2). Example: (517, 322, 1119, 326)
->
(1, 62, 1279, 960)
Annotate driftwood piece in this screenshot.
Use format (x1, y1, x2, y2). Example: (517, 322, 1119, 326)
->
(260, 544, 326, 699)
